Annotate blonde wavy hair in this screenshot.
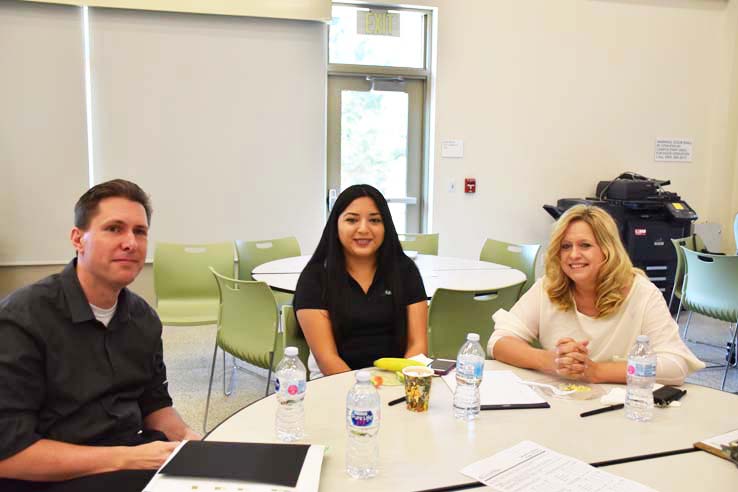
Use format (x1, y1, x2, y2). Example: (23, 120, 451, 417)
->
(544, 205, 642, 318)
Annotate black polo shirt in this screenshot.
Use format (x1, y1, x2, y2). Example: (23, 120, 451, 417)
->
(294, 256, 426, 369)
(0, 259, 172, 461)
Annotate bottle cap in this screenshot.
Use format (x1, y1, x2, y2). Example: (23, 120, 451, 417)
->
(467, 333, 480, 342)
(355, 370, 371, 382)
(284, 346, 298, 356)
(636, 335, 649, 343)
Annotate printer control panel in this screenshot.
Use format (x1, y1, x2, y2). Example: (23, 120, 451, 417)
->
(665, 202, 698, 221)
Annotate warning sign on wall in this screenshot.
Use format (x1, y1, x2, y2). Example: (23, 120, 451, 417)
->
(655, 139, 693, 162)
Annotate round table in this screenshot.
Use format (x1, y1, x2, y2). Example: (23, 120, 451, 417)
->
(206, 361, 738, 491)
(251, 255, 527, 298)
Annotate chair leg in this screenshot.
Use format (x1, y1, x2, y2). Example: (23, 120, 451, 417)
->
(721, 322, 738, 391)
(203, 340, 219, 432)
(668, 287, 675, 311)
(683, 311, 693, 341)
(223, 351, 236, 397)
(265, 351, 275, 397)
(675, 296, 684, 323)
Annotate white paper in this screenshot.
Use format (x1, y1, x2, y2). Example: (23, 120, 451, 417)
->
(462, 441, 657, 492)
(655, 138, 692, 162)
(441, 370, 547, 405)
(143, 443, 325, 492)
(703, 429, 738, 449)
(441, 139, 464, 158)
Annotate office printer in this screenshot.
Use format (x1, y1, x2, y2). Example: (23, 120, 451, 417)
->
(543, 172, 698, 302)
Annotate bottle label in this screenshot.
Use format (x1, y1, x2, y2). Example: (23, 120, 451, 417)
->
(275, 378, 306, 395)
(457, 359, 483, 379)
(350, 409, 374, 427)
(627, 362, 655, 377)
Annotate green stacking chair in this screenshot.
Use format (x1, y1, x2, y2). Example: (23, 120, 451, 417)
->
(681, 248, 738, 390)
(398, 233, 439, 255)
(669, 236, 694, 321)
(479, 239, 540, 298)
(669, 234, 707, 322)
(235, 237, 301, 307)
(275, 305, 310, 371)
(427, 281, 524, 360)
(153, 242, 234, 326)
(204, 268, 281, 431)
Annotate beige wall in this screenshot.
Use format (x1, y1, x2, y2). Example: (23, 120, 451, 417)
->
(413, 0, 738, 257)
(3, 0, 738, 298)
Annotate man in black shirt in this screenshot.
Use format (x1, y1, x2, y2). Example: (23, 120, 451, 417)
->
(0, 179, 201, 490)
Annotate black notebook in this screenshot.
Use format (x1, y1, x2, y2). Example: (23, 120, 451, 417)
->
(160, 441, 310, 488)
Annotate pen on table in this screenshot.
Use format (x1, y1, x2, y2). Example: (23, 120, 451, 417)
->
(388, 396, 406, 406)
(580, 404, 624, 418)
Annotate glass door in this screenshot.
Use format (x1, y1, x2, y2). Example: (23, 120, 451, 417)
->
(327, 75, 424, 233)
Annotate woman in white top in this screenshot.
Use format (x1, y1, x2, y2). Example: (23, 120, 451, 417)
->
(489, 205, 704, 385)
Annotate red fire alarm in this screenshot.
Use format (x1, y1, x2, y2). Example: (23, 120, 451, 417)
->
(464, 178, 476, 193)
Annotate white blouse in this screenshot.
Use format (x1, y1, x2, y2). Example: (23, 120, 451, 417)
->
(488, 274, 705, 385)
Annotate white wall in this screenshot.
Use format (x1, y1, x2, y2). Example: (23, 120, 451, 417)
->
(414, 0, 738, 257)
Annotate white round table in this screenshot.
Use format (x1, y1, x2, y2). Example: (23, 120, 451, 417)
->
(251, 255, 527, 298)
(206, 361, 738, 491)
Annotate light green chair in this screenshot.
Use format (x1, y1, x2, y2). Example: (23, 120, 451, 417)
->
(398, 233, 439, 255)
(479, 239, 540, 298)
(669, 234, 706, 321)
(276, 305, 310, 371)
(427, 281, 524, 360)
(681, 248, 738, 390)
(204, 268, 280, 431)
(235, 237, 301, 307)
(153, 242, 234, 326)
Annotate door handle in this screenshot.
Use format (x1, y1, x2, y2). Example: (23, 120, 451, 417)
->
(386, 196, 417, 205)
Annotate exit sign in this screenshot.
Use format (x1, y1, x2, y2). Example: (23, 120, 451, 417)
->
(357, 10, 400, 37)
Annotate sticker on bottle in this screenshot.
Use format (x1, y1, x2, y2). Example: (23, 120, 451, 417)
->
(350, 410, 374, 427)
(458, 360, 483, 379)
(628, 363, 655, 377)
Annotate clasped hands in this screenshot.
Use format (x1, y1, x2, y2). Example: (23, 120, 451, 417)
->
(552, 337, 597, 382)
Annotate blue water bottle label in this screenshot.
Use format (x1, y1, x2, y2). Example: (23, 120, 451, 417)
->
(350, 410, 374, 427)
(628, 362, 655, 377)
(458, 359, 483, 379)
(472, 361, 483, 379)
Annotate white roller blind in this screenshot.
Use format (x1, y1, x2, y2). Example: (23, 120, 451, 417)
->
(88, 8, 327, 255)
(0, 1, 88, 264)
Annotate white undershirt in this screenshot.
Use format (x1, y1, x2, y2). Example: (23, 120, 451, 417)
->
(90, 301, 117, 327)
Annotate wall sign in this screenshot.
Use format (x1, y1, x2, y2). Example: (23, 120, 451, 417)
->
(357, 10, 400, 37)
(655, 138, 693, 162)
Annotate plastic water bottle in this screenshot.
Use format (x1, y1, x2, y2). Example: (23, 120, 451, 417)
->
(625, 335, 656, 422)
(274, 346, 307, 441)
(453, 333, 485, 420)
(346, 370, 380, 479)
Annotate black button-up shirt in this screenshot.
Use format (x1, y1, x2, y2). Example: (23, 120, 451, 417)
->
(0, 259, 172, 460)
(294, 256, 427, 369)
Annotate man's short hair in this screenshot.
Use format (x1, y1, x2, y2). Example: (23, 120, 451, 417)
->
(74, 179, 153, 229)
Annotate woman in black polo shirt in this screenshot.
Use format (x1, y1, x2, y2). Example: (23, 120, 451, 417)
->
(294, 184, 428, 379)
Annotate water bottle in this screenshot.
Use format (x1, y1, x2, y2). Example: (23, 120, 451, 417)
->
(453, 333, 485, 420)
(625, 335, 656, 422)
(346, 370, 380, 479)
(274, 346, 307, 441)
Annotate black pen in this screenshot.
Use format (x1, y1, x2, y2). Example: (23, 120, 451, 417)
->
(388, 396, 406, 406)
(580, 404, 624, 417)
(481, 403, 550, 410)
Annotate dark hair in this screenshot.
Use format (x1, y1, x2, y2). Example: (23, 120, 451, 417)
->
(74, 179, 152, 229)
(308, 184, 409, 349)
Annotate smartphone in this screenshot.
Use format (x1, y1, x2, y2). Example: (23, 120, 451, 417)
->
(428, 358, 456, 375)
